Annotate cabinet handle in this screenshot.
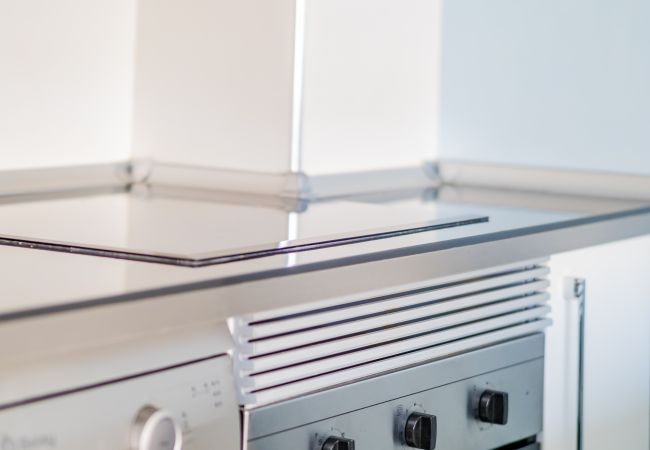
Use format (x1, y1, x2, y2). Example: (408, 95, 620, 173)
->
(568, 277, 586, 450)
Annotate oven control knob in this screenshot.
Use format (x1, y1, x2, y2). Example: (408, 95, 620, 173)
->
(321, 436, 355, 450)
(131, 405, 182, 450)
(478, 390, 509, 425)
(404, 412, 437, 449)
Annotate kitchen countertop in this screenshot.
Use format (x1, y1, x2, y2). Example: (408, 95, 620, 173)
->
(2, 161, 650, 408)
(1, 180, 649, 322)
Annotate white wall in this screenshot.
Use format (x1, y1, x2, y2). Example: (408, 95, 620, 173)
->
(132, 0, 297, 174)
(0, 0, 136, 170)
(132, 0, 443, 176)
(300, 0, 442, 175)
(0, 0, 442, 176)
(440, 0, 650, 175)
(6, 0, 647, 177)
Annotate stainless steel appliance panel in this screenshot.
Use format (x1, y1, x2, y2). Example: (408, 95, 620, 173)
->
(247, 340, 544, 450)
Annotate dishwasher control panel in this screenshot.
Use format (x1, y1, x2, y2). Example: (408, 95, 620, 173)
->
(0, 356, 239, 450)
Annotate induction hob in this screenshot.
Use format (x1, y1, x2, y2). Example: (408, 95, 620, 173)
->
(0, 186, 490, 266)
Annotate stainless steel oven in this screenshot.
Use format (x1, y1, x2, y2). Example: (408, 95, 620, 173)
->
(244, 334, 544, 450)
(233, 260, 550, 450)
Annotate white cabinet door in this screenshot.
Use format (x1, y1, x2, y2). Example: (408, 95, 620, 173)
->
(544, 235, 650, 450)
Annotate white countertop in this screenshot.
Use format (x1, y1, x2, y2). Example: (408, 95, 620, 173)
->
(0, 183, 647, 321)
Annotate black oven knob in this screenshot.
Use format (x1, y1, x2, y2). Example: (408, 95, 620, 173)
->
(478, 390, 509, 425)
(405, 412, 437, 449)
(322, 436, 355, 450)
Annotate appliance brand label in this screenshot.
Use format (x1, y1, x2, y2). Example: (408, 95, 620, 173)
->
(1, 434, 57, 450)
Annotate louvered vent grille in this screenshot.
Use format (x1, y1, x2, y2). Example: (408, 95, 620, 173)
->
(230, 259, 551, 407)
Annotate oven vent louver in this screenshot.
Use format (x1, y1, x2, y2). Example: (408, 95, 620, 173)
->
(230, 259, 551, 407)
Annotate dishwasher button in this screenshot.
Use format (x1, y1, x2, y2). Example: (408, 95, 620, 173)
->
(321, 436, 355, 450)
(405, 412, 437, 449)
(131, 405, 182, 450)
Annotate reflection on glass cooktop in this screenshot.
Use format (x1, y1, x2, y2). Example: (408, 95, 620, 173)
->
(0, 189, 492, 266)
(0, 182, 642, 267)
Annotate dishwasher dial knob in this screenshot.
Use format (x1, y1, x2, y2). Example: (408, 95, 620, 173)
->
(321, 436, 355, 450)
(131, 405, 182, 450)
(404, 412, 437, 449)
(478, 390, 509, 425)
